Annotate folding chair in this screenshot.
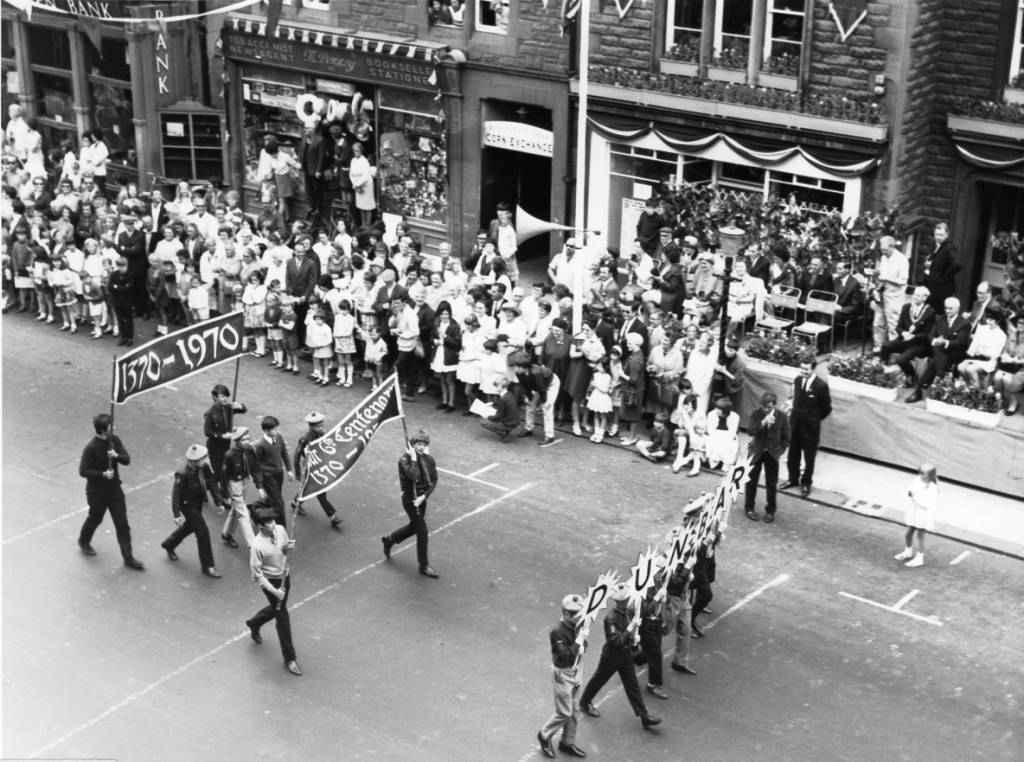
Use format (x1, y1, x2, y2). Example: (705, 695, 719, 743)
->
(793, 290, 838, 353)
(755, 286, 801, 335)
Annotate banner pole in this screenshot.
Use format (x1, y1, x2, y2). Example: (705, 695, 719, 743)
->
(231, 355, 241, 400)
(109, 353, 117, 470)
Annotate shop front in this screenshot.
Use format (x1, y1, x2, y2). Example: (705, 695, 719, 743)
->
(222, 16, 456, 253)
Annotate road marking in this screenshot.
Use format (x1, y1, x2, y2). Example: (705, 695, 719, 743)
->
(467, 462, 499, 478)
(839, 591, 942, 626)
(7, 464, 55, 482)
(891, 589, 919, 611)
(3, 472, 176, 546)
(514, 572, 792, 762)
(436, 466, 508, 491)
(949, 550, 971, 566)
(28, 484, 533, 760)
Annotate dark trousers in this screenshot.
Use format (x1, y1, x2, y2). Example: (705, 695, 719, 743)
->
(163, 504, 214, 569)
(293, 301, 309, 347)
(787, 418, 820, 486)
(114, 303, 134, 340)
(209, 444, 229, 492)
(919, 348, 966, 389)
(634, 629, 664, 686)
(304, 174, 324, 219)
(884, 340, 929, 382)
(315, 493, 338, 517)
(481, 421, 514, 440)
(745, 451, 780, 514)
(690, 571, 713, 622)
(79, 486, 134, 559)
(579, 652, 647, 717)
(130, 271, 149, 317)
(396, 349, 417, 396)
(389, 491, 428, 566)
(264, 471, 285, 512)
(250, 576, 296, 662)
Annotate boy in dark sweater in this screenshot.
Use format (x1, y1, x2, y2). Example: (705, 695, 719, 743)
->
(635, 199, 665, 254)
(481, 377, 521, 443)
(253, 415, 293, 523)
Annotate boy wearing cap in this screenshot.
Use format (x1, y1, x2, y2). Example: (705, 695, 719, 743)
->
(578, 584, 662, 729)
(221, 427, 266, 548)
(293, 412, 343, 526)
(246, 508, 301, 676)
(161, 444, 226, 578)
(537, 594, 587, 759)
(381, 429, 439, 578)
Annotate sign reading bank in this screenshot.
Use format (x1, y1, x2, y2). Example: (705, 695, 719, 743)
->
(483, 121, 554, 158)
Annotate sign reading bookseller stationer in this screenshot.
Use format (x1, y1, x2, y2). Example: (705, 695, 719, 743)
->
(223, 31, 437, 92)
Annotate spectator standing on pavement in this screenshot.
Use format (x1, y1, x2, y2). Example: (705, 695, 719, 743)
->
(246, 508, 302, 676)
(77, 413, 144, 570)
(381, 429, 440, 579)
(293, 412, 344, 527)
(895, 464, 938, 568)
(161, 444, 225, 578)
(578, 583, 663, 730)
(744, 392, 791, 524)
(780, 360, 832, 498)
(537, 594, 588, 759)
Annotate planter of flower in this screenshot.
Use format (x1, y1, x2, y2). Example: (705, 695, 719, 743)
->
(575, 81, 718, 115)
(924, 377, 1004, 428)
(825, 354, 902, 402)
(707, 65, 747, 85)
(947, 114, 1024, 141)
(661, 59, 700, 78)
(747, 358, 802, 381)
(758, 72, 798, 92)
(745, 332, 815, 380)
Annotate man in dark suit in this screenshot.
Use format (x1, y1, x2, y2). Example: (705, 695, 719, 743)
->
(965, 281, 994, 334)
(832, 260, 865, 325)
(109, 257, 135, 346)
(146, 188, 169, 230)
(299, 121, 329, 220)
(285, 235, 320, 345)
(744, 391, 791, 523)
(140, 215, 161, 255)
(779, 360, 832, 498)
(617, 296, 650, 358)
(746, 243, 773, 292)
(651, 248, 686, 318)
(796, 256, 835, 304)
(592, 303, 616, 357)
(906, 297, 972, 403)
(880, 286, 936, 384)
(373, 269, 408, 364)
(115, 216, 149, 319)
(922, 223, 961, 313)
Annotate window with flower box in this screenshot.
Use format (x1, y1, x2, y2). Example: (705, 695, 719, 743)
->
(762, 0, 804, 78)
(665, 0, 704, 62)
(477, 0, 510, 33)
(712, 0, 753, 68)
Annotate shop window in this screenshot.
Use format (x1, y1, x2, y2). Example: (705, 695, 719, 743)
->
(242, 72, 321, 194)
(681, 156, 713, 184)
(768, 171, 845, 212)
(1010, 1, 1024, 85)
(378, 88, 448, 223)
(34, 72, 75, 123)
(85, 38, 133, 161)
(27, 26, 76, 141)
(477, 0, 510, 33)
(428, 0, 465, 27)
(1, 21, 16, 136)
(160, 112, 224, 183)
(27, 26, 73, 71)
(763, 0, 804, 76)
(665, 0, 703, 61)
(718, 160, 765, 192)
(713, 0, 752, 68)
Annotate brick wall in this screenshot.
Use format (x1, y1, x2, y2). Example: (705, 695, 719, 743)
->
(807, 0, 890, 105)
(589, 3, 654, 70)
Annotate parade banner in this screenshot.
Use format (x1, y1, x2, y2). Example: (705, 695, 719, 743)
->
(298, 374, 404, 502)
(112, 312, 245, 404)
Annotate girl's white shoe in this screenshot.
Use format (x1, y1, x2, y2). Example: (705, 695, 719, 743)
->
(894, 548, 914, 560)
(905, 554, 924, 567)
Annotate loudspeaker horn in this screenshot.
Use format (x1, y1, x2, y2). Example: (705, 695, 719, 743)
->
(515, 205, 575, 246)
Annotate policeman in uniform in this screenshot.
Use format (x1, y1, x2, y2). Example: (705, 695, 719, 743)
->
(161, 444, 227, 578)
(220, 426, 266, 549)
(381, 429, 439, 578)
(578, 583, 663, 730)
(537, 594, 588, 758)
(292, 412, 343, 526)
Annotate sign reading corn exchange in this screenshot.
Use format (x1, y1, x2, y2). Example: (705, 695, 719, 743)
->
(223, 31, 437, 92)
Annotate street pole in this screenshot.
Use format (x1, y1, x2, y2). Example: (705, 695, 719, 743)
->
(571, 0, 591, 335)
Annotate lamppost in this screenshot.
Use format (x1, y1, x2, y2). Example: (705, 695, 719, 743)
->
(717, 223, 746, 361)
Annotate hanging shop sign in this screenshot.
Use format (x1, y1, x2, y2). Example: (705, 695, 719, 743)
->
(223, 30, 437, 93)
(482, 121, 554, 158)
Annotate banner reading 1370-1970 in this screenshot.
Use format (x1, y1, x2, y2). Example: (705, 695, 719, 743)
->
(112, 312, 246, 404)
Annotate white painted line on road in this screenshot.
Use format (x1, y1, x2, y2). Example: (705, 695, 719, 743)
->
(3, 472, 176, 546)
(436, 466, 509, 491)
(891, 589, 920, 611)
(7, 464, 55, 482)
(28, 483, 534, 760)
(467, 462, 499, 478)
(949, 550, 971, 565)
(839, 591, 942, 626)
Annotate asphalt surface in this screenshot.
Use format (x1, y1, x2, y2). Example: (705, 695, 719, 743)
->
(2, 314, 1022, 762)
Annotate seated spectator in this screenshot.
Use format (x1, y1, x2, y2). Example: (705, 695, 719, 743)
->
(881, 286, 936, 386)
(712, 335, 747, 411)
(480, 376, 520, 442)
(769, 245, 798, 292)
(964, 281, 994, 333)
(905, 297, 971, 403)
(591, 261, 620, 309)
(958, 308, 1008, 387)
(682, 252, 721, 327)
(637, 412, 673, 462)
(832, 260, 865, 324)
(704, 397, 740, 470)
(723, 257, 762, 339)
(796, 256, 834, 304)
(993, 312, 1023, 415)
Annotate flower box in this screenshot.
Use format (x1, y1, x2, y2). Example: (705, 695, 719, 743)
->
(925, 399, 1003, 428)
(660, 59, 699, 78)
(827, 376, 898, 402)
(575, 81, 718, 115)
(746, 358, 803, 381)
(1004, 87, 1024, 105)
(758, 72, 799, 92)
(947, 114, 1024, 142)
(707, 65, 747, 85)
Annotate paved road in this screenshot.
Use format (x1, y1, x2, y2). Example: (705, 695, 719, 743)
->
(2, 315, 1022, 761)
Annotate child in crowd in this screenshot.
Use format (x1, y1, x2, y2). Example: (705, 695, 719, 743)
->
(361, 324, 387, 387)
(101, 258, 117, 337)
(673, 419, 708, 477)
(279, 298, 300, 375)
(50, 257, 77, 332)
(587, 356, 613, 443)
(187, 274, 210, 322)
(307, 310, 334, 386)
(241, 271, 268, 357)
(32, 249, 54, 323)
(333, 299, 357, 388)
(481, 376, 521, 443)
(895, 463, 939, 568)
(265, 279, 284, 368)
(478, 337, 501, 403)
(607, 345, 624, 438)
(458, 314, 484, 407)
(81, 272, 106, 338)
(637, 412, 674, 462)
(705, 397, 740, 470)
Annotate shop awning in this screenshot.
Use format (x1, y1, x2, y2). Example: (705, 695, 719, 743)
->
(587, 114, 880, 178)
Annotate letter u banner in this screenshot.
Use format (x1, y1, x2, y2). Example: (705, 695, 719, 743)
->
(298, 373, 404, 501)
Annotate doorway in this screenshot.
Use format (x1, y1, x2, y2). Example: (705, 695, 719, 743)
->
(973, 182, 1024, 293)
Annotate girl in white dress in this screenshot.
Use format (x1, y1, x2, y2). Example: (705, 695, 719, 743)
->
(895, 464, 938, 567)
(704, 398, 740, 469)
(587, 357, 613, 443)
(458, 313, 484, 407)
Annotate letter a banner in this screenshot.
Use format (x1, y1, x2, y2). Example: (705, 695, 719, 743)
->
(298, 373, 404, 501)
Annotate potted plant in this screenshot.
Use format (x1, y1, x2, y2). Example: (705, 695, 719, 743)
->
(925, 376, 1004, 427)
(825, 354, 903, 402)
(758, 53, 799, 92)
(744, 330, 815, 379)
(662, 37, 700, 78)
(708, 43, 748, 85)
